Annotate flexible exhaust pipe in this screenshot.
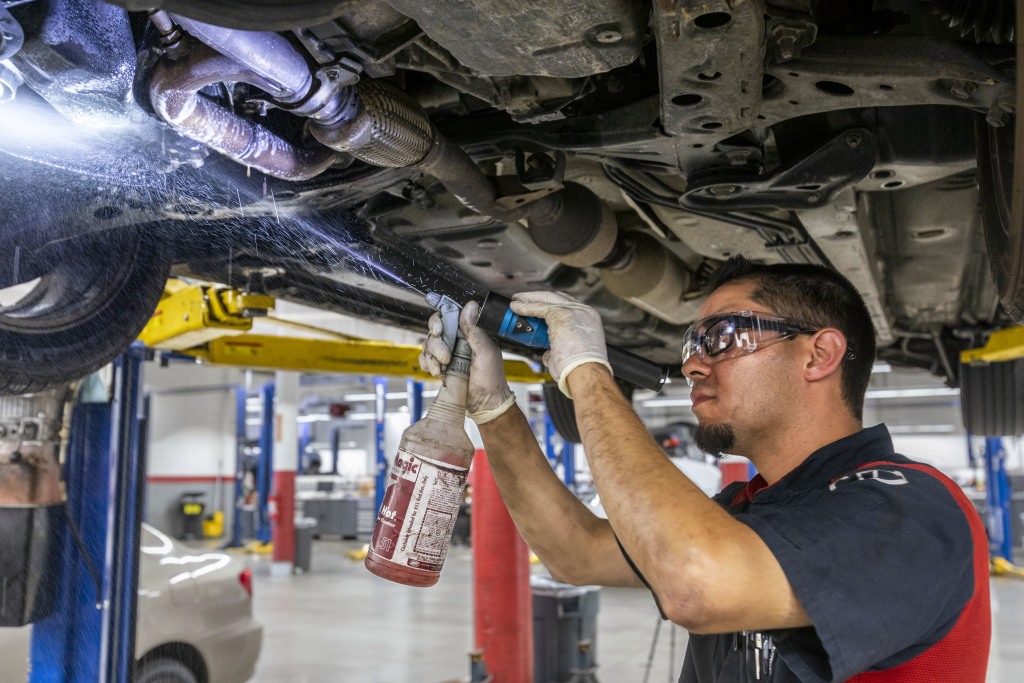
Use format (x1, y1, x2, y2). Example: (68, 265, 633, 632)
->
(308, 79, 526, 223)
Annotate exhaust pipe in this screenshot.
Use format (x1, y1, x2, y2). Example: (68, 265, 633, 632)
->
(148, 13, 337, 181)
(147, 16, 701, 324)
(150, 13, 528, 218)
(307, 79, 525, 222)
(149, 42, 338, 181)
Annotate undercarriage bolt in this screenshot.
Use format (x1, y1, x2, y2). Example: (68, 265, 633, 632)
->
(726, 150, 751, 165)
(845, 132, 863, 148)
(986, 104, 1011, 128)
(593, 25, 623, 44)
(950, 80, 977, 100)
(708, 184, 739, 198)
(777, 34, 798, 61)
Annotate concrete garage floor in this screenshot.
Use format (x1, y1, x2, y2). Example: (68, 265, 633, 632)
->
(245, 540, 1024, 683)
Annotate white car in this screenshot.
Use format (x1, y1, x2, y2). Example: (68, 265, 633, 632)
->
(0, 524, 262, 683)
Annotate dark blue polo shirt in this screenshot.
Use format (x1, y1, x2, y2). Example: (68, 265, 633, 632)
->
(627, 424, 992, 682)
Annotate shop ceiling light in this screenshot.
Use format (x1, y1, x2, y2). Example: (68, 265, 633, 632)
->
(864, 388, 960, 399)
(888, 424, 958, 434)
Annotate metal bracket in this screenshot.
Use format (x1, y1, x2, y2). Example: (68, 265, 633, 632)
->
(515, 149, 566, 191)
(272, 59, 361, 124)
(767, 13, 817, 63)
(491, 150, 567, 211)
(680, 128, 878, 211)
(649, 0, 764, 139)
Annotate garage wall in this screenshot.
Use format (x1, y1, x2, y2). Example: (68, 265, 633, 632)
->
(142, 361, 255, 536)
(889, 433, 970, 473)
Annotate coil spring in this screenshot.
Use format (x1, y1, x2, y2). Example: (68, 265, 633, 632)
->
(929, 0, 1015, 44)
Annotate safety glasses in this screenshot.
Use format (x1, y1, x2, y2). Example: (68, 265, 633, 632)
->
(681, 310, 818, 368)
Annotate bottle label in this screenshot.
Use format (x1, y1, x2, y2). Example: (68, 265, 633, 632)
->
(370, 448, 469, 573)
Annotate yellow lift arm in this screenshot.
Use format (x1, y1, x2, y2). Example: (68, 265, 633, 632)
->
(960, 325, 1024, 364)
(140, 279, 276, 351)
(139, 281, 550, 383)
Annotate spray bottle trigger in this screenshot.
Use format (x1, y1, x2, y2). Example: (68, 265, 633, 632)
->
(425, 292, 463, 360)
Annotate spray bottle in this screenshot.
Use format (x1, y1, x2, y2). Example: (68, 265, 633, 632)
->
(365, 333, 476, 587)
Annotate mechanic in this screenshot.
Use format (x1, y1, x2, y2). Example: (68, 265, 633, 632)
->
(420, 256, 991, 682)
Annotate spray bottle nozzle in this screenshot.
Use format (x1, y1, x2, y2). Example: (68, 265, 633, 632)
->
(425, 292, 463, 361)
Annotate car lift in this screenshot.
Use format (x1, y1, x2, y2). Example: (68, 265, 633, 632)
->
(961, 326, 1024, 572)
(138, 280, 548, 548)
(28, 347, 148, 682)
(138, 279, 546, 383)
(17, 280, 547, 682)
(137, 280, 547, 682)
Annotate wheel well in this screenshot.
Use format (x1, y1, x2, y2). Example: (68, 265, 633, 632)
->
(138, 643, 208, 683)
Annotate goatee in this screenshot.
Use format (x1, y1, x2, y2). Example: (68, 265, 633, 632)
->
(694, 423, 735, 460)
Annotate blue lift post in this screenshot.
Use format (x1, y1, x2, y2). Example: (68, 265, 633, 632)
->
(373, 376, 388, 516)
(226, 386, 248, 548)
(30, 348, 147, 683)
(255, 381, 275, 545)
(984, 437, 1014, 562)
(407, 378, 423, 423)
(560, 438, 575, 489)
(543, 415, 559, 470)
(543, 414, 576, 489)
(298, 421, 313, 473)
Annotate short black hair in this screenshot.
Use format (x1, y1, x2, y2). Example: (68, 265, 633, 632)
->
(705, 256, 876, 420)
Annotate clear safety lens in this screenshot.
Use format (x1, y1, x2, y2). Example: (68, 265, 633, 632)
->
(681, 311, 817, 368)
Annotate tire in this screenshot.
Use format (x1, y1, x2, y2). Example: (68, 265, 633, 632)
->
(542, 380, 636, 444)
(976, 113, 1024, 322)
(0, 228, 170, 395)
(543, 382, 581, 443)
(135, 656, 199, 683)
(960, 357, 1024, 436)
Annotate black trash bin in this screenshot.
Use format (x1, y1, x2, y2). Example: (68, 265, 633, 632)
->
(294, 517, 318, 573)
(1009, 474, 1024, 550)
(531, 575, 600, 683)
(179, 492, 206, 540)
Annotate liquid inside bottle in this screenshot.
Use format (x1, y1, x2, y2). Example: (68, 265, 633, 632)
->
(365, 335, 476, 587)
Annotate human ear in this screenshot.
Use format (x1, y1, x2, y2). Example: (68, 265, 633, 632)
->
(804, 329, 847, 382)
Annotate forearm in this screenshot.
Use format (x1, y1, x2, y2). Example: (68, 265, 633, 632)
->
(477, 404, 641, 587)
(568, 365, 754, 621)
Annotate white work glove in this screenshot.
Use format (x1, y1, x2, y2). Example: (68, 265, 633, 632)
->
(510, 291, 612, 398)
(419, 301, 516, 424)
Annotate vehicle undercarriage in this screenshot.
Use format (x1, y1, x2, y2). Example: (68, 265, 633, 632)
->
(0, 0, 1020, 431)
